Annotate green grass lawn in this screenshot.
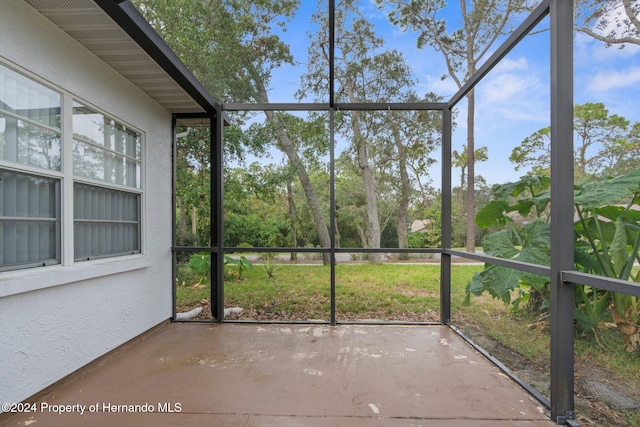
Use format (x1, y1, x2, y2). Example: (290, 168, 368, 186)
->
(177, 262, 483, 321)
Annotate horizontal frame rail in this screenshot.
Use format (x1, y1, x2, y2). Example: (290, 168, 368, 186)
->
(334, 102, 447, 111)
(173, 246, 444, 254)
(222, 102, 447, 111)
(0, 216, 58, 222)
(223, 103, 329, 111)
(562, 271, 640, 298)
(446, 249, 551, 276)
(222, 319, 441, 326)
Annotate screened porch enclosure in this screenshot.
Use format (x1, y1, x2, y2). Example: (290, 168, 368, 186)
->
(165, 0, 640, 424)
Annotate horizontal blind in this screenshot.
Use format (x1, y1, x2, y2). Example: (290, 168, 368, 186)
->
(74, 183, 140, 260)
(0, 169, 60, 270)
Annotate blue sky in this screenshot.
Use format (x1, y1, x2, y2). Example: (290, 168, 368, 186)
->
(247, 0, 640, 189)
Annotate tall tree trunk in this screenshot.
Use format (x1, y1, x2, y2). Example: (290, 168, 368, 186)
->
(459, 165, 466, 213)
(192, 206, 197, 235)
(177, 197, 188, 244)
(466, 89, 476, 253)
(257, 84, 331, 263)
(391, 119, 410, 259)
(355, 224, 367, 249)
(265, 110, 331, 263)
(352, 110, 382, 263)
(410, 165, 431, 208)
(286, 179, 297, 261)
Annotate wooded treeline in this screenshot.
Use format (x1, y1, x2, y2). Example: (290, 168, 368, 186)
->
(133, 0, 640, 260)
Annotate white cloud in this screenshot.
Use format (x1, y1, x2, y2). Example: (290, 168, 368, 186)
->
(575, 31, 640, 63)
(419, 74, 460, 97)
(493, 56, 529, 73)
(479, 72, 538, 105)
(476, 56, 542, 107)
(587, 66, 640, 92)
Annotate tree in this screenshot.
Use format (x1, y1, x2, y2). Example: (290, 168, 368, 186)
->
(335, 155, 369, 248)
(174, 127, 214, 247)
(260, 109, 332, 263)
(452, 145, 488, 212)
(300, 0, 433, 262)
(134, 0, 333, 262)
(385, 94, 442, 257)
(510, 102, 640, 181)
(575, 0, 640, 48)
(408, 190, 442, 248)
(256, 112, 331, 251)
(223, 164, 293, 247)
(378, 0, 530, 252)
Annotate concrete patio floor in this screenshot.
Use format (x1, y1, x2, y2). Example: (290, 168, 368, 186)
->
(1, 323, 555, 426)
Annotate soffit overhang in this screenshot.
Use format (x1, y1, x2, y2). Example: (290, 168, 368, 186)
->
(24, 0, 219, 115)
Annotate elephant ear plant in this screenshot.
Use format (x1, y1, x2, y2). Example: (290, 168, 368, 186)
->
(467, 171, 640, 352)
(466, 175, 551, 312)
(574, 171, 640, 351)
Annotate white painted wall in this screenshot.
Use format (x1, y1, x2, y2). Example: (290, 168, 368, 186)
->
(0, 0, 173, 406)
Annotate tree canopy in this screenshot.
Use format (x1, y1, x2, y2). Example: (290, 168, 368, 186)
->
(575, 0, 640, 48)
(377, 0, 531, 252)
(510, 102, 640, 181)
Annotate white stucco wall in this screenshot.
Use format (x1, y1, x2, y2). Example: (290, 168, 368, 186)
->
(0, 0, 173, 406)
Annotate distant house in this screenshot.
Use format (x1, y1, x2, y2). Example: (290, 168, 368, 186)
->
(410, 219, 432, 233)
(0, 0, 217, 408)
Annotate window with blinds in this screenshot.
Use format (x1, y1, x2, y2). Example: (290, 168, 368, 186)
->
(0, 169, 60, 271)
(72, 103, 142, 261)
(0, 62, 144, 271)
(74, 183, 140, 260)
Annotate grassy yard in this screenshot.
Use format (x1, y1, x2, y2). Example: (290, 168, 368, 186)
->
(176, 262, 482, 321)
(176, 261, 640, 426)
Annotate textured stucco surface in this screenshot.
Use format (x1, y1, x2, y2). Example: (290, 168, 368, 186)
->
(0, 0, 173, 407)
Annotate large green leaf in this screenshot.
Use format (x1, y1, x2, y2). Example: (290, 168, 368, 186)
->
(574, 247, 603, 275)
(574, 215, 616, 246)
(618, 224, 640, 282)
(482, 228, 520, 259)
(531, 190, 551, 216)
(596, 205, 640, 223)
(492, 175, 550, 199)
(466, 264, 525, 304)
(475, 200, 512, 229)
(610, 217, 629, 277)
(517, 219, 551, 266)
(466, 219, 550, 306)
(574, 171, 640, 209)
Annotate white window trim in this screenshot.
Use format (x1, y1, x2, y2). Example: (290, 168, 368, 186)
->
(70, 98, 145, 262)
(0, 59, 148, 291)
(62, 93, 74, 266)
(0, 254, 151, 298)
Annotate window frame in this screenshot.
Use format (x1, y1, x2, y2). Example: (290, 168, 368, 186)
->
(0, 167, 62, 272)
(0, 60, 145, 272)
(71, 101, 143, 262)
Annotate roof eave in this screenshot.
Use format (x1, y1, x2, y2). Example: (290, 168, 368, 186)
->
(95, 0, 220, 114)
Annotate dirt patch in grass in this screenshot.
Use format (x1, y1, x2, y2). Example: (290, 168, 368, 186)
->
(181, 300, 441, 323)
(394, 283, 439, 298)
